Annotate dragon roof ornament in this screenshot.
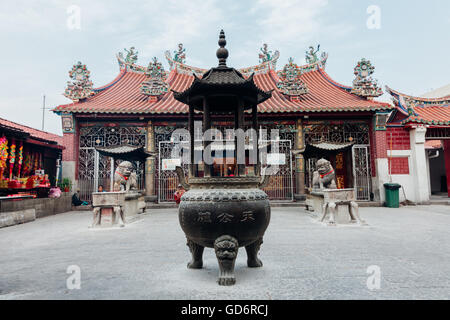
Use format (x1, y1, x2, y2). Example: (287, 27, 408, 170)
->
(276, 57, 308, 96)
(63, 61, 94, 101)
(259, 43, 273, 63)
(117, 47, 146, 72)
(238, 45, 280, 77)
(351, 58, 383, 98)
(302, 44, 328, 72)
(165, 43, 186, 69)
(140, 57, 169, 98)
(165, 43, 206, 76)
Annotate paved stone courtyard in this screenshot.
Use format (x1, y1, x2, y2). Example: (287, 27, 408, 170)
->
(0, 205, 449, 300)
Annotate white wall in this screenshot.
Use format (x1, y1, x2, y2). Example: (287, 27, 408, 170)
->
(383, 149, 415, 203)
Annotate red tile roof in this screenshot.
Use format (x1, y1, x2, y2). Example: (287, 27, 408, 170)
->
(403, 104, 450, 126)
(54, 64, 392, 115)
(0, 117, 63, 146)
(386, 86, 450, 127)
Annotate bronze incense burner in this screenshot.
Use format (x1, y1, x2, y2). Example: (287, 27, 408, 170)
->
(173, 30, 272, 285)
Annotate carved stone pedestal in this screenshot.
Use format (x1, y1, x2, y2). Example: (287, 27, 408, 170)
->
(91, 191, 145, 228)
(310, 188, 367, 226)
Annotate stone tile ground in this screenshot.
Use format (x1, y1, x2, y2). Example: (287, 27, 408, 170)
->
(0, 205, 449, 299)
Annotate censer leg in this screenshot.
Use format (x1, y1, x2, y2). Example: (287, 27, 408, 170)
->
(214, 235, 239, 286)
(245, 237, 263, 268)
(186, 238, 204, 269)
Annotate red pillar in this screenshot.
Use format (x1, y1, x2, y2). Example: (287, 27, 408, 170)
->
(444, 140, 450, 197)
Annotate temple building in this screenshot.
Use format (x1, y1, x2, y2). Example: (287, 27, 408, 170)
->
(385, 86, 450, 202)
(53, 42, 448, 204)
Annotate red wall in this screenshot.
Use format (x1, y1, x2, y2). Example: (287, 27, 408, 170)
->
(386, 127, 410, 150)
(62, 132, 77, 161)
(388, 157, 409, 174)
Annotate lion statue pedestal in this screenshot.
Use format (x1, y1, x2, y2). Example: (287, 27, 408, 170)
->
(91, 161, 145, 228)
(91, 191, 146, 228)
(309, 158, 367, 226)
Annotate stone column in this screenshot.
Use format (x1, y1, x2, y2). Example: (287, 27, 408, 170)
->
(409, 125, 430, 203)
(373, 113, 389, 202)
(145, 121, 157, 201)
(61, 114, 78, 192)
(294, 119, 305, 200)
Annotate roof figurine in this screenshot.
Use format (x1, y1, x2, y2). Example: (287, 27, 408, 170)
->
(174, 43, 186, 64)
(351, 58, 383, 98)
(259, 44, 272, 63)
(117, 47, 143, 72)
(303, 45, 328, 72)
(124, 47, 138, 64)
(63, 61, 94, 102)
(140, 57, 169, 98)
(277, 57, 308, 97)
(306, 45, 321, 64)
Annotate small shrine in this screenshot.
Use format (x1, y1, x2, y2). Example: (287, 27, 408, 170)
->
(0, 118, 63, 198)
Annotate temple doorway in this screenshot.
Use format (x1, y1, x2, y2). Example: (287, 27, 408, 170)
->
(304, 143, 371, 201)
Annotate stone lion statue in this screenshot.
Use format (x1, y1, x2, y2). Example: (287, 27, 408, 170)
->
(113, 161, 138, 192)
(312, 158, 336, 189)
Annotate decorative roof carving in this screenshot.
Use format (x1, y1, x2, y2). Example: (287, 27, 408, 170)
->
(173, 43, 186, 64)
(257, 43, 279, 68)
(123, 47, 138, 64)
(305, 45, 321, 64)
(63, 61, 94, 101)
(276, 57, 308, 96)
(240, 50, 280, 77)
(351, 58, 383, 98)
(259, 44, 273, 63)
(140, 57, 169, 97)
(165, 43, 196, 74)
(117, 47, 145, 72)
(301, 45, 328, 72)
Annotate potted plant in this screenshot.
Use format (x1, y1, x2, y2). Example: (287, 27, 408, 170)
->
(58, 178, 72, 192)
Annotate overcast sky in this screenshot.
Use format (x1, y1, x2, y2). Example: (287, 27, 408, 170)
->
(0, 0, 449, 135)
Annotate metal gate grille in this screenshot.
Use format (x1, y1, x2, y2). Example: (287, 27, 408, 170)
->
(306, 157, 318, 189)
(260, 140, 293, 201)
(78, 125, 146, 203)
(158, 141, 189, 203)
(352, 145, 371, 201)
(157, 139, 293, 202)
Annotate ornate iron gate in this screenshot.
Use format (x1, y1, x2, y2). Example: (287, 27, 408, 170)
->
(157, 139, 293, 202)
(352, 145, 371, 201)
(78, 126, 146, 203)
(158, 141, 189, 203)
(306, 157, 318, 189)
(260, 139, 293, 201)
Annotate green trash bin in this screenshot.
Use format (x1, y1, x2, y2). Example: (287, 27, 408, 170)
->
(384, 183, 401, 208)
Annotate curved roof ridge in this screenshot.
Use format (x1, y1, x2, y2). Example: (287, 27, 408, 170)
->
(386, 85, 450, 103)
(93, 68, 128, 92)
(317, 67, 352, 91)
